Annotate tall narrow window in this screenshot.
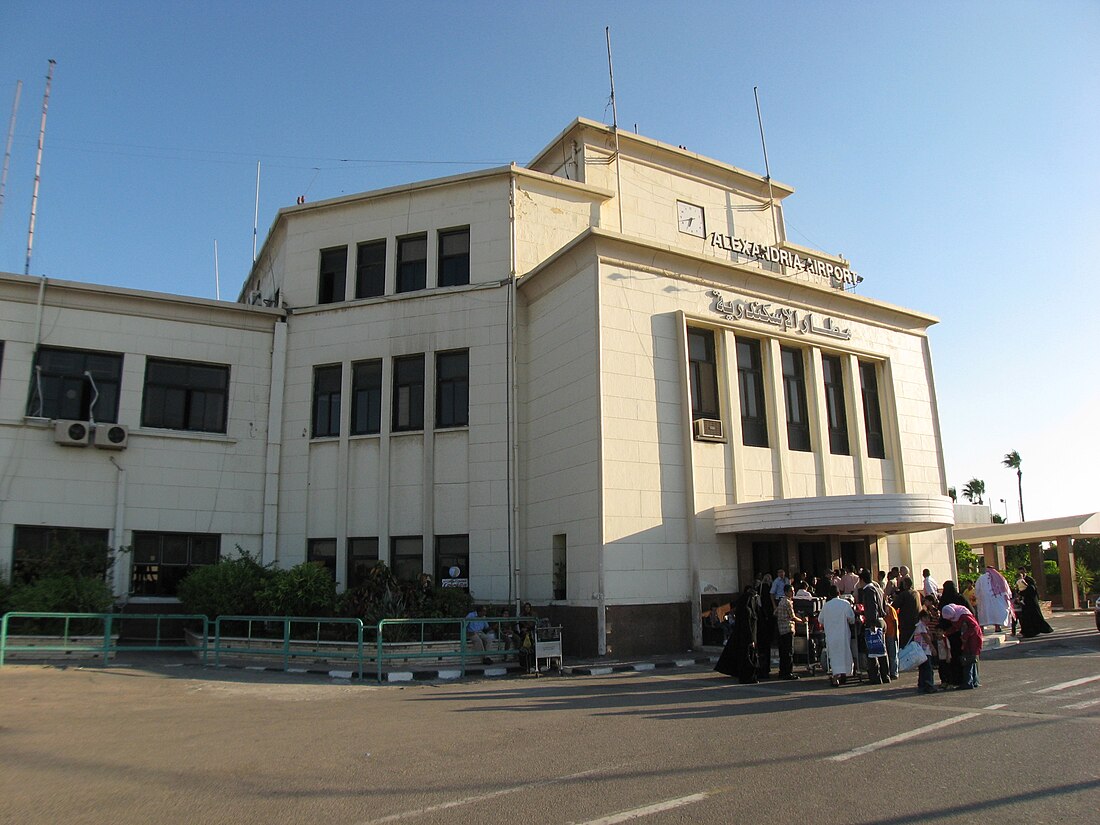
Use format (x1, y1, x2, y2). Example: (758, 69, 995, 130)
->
(312, 364, 342, 438)
(347, 537, 379, 588)
(859, 360, 886, 459)
(552, 534, 567, 600)
(687, 328, 719, 421)
(351, 359, 382, 435)
(736, 337, 768, 447)
(355, 240, 386, 299)
(435, 349, 469, 428)
(392, 354, 424, 432)
(821, 354, 850, 455)
(142, 358, 229, 433)
(438, 228, 470, 287)
(435, 534, 470, 589)
(396, 234, 427, 293)
(307, 538, 337, 579)
(391, 536, 423, 582)
(27, 347, 123, 422)
(781, 346, 811, 452)
(318, 246, 348, 304)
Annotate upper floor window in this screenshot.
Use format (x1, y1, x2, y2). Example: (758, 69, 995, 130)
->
(355, 240, 386, 299)
(821, 354, 850, 455)
(142, 358, 229, 433)
(351, 359, 382, 435)
(781, 347, 811, 452)
(735, 337, 768, 448)
(131, 531, 219, 597)
(687, 328, 719, 420)
(392, 354, 424, 432)
(312, 364, 342, 438)
(396, 234, 427, 293)
(435, 349, 469, 428)
(438, 228, 470, 287)
(859, 360, 886, 459)
(318, 246, 348, 304)
(27, 346, 122, 422)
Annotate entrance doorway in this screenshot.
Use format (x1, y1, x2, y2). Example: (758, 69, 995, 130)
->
(797, 541, 830, 581)
(840, 539, 870, 572)
(752, 540, 785, 581)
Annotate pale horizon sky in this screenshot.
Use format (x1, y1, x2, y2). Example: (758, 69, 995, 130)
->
(1, 1, 1097, 522)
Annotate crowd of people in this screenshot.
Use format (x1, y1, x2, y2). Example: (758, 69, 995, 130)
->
(716, 562, 1053, 693)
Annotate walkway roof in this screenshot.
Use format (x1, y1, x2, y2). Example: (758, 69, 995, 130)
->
(953, 512, 1100, 545)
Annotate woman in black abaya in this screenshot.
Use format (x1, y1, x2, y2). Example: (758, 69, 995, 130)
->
(1015, 571, 1053, 637)
(715, 586, 759, 683)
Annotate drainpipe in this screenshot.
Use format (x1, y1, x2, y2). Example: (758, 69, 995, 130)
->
(109, 456, 127, 600)
(509, 171, 520, 613)
(262, 319, 288, 565)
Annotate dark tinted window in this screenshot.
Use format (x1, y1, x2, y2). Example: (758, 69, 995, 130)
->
(312, 364, 342, 438)
(736, 338, 768, 447)
(307, 538, 337, 579)
(351, 359, 382, 435)
(781, 347, 811, 452)
(355, 240, 386, 299)
(392, 354, 424, 431)
(438, 228, 470, 287)
(142, 358, 229, 433)
(687, 328, 720, 420)
(396, 235, 427, 293)
(131, 531, 220, 596)
(435, 350, 469, 428)
(28, 347, 123, 422)
(860, 360, 886, 459)
(318, 246, 348, 304)
(822, 355, 850, 455)
(347, 537, 379, 588)
(391, 536, 423, 582)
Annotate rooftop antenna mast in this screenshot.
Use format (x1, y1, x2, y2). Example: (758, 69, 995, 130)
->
(252, 161, 260, 262)
(606, 26, 625, 233)
(214, 239, 221, 300)
(25, 60, 56, 276)
(753, 85, 780, 248)
(0, 79, 22, 229)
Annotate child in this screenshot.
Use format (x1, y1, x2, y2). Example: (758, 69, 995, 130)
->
(941, 603, 983, 689)
(911, 608, 936, 694)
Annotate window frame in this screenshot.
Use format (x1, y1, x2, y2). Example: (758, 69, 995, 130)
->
(780, 346, 811, 452)
(821, 354, 850, 456)
(435, 349, 469, 429)
(859, 360, 886, 459)
(355, 239, 386, 299)
(311, 364, 342, 439)
(735, 337, 769, 448)
(318, 246, 348, 305)
(687, 327, 720, 421)
(141, 357, 230, 434)
(396, 234, 427, 293)
(350, 359, 383, 436)
(391, 354, 425, 432)
(130, 531, 220, 597)
(437, 227, 470, 288)
(27, 346, 123, 422)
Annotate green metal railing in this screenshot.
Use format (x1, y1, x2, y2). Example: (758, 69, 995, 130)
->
(212, 615, 369, 679)
(0, 612, 209, 666)
(375, 615, 538, 682)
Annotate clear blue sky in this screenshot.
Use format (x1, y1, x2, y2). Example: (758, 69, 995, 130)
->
(2, 1, 1097, 522)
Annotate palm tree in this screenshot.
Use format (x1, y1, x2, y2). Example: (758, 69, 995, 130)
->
(1002, 450, 1024, 521)
(948, 486, 957, 503)
(962, 478, 985, 505)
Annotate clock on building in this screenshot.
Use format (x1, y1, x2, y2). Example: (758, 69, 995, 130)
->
(676, 201, 705, 238)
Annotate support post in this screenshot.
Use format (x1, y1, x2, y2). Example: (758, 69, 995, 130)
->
(1028, 542, 1045, 598)
(1056, 535, 1078, 610)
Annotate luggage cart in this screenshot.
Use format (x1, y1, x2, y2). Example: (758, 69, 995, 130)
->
(533, 625, 563, 674)
(794, 596, 826, 676)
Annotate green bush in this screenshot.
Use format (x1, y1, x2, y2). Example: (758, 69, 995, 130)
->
(256, 563, 338, 617)
(1044, 560, 1061, 595)
(177, 551, 272, 619)
(1075, 560, 1095, 601)
(8, 574, 114, 614)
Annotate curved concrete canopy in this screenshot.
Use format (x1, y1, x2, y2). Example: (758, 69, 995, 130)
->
(714, 493, 955, 536)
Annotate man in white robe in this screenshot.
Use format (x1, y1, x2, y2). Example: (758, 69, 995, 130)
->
(819, 585, 855, 686)
(975, 566, 1014, 631)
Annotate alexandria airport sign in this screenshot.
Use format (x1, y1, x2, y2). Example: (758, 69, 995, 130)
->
(709, 233, 863, 289)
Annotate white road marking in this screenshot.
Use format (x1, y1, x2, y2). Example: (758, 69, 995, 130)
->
(1061, 697, 1100, 710)
(577, 793, 710, 824)
(984, 703, 1007, 710)
(826, 713, 980, 762)
(1036, 675, 1100, 693)
(358, 767, 613, 824)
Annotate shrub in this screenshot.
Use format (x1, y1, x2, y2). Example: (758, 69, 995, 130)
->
(256, 563, 338, 618)
(177, 550, 271, 619)
(8, 574, 114, 614)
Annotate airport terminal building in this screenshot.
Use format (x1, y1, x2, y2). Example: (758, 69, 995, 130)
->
(0, 118, 955, 656)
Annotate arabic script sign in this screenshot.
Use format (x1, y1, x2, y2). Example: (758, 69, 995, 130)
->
(709, 233, 863, 289)
(708, 290, 852, 341)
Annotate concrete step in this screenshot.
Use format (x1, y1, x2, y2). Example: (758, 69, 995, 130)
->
(982, 632, 1019, 650)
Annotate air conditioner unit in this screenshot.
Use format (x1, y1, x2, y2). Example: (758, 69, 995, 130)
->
(54, 420, 91, 447)
(693, 418, 725, 442)
(93, 423, 129, 450)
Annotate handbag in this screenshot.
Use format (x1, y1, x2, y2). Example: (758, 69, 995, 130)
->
(897, 640, 928, 672)
(865, 627, 886, 657)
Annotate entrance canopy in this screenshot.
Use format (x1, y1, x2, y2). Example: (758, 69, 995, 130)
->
(714, 493, 954, 536)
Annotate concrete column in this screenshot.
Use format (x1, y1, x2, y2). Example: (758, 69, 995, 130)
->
(981, 543, 997, 570)
(1029, 542, 1046, 598)
(1056, 535, 1078, 609)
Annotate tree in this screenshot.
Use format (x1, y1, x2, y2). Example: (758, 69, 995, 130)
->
(962, 478, 986, 505)
(1002, 450, 1024, 521)
(948, 486, 957, 503)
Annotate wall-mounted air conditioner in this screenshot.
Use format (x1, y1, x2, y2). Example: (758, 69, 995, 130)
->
(93, 423, 129, 450)
(693, 418, 725, 442)
(54, 420, 91, 446)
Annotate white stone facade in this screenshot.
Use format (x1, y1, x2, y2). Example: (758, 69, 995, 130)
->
(0, 118, 955, 655)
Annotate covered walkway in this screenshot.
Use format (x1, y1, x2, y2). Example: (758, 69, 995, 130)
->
(953, 512, 1100, 609)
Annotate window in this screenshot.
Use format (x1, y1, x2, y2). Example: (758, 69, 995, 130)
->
(27, 346, 123, 422)
(435, 534, 469, 589)
(392, 354, 424, 432)
(860, 360, 886, 459)
(735, 338, 768, 447)
(347, 537, 379, 588)
(391, 536, 423, 582)
(355, 240, 386, 299)
(307, 538, 337, 579)
(142, 358, 229, 433)
(11, 525, 109, 585)
(312, 364, 342, 438)
(552, 534, 567, 600)
(131, 531, 219, 597)
(435, 350, 469, 428)
(821, 354, 850, 455)
(351, 359, 382, 435)
(687, 328, 719, 421)
(396, 234, 427, 293)
(318, 246, 348, 304)
(781, 347, 811, 452)
(438, 228, 470, 287)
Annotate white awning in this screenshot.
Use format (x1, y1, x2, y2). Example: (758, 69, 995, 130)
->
(953, 512, 1100, 546)
(713, 493, 954, 536)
